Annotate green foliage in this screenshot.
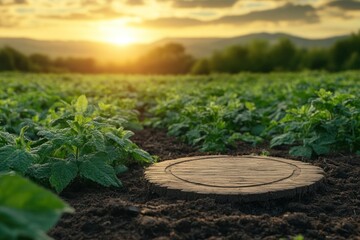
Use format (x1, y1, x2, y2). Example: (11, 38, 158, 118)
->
(0, 72, 358, 184)
(272, 89, 360, 158)
(29, 95, 153, 192)
(78, 153, 122, 188)
(293, 235, 304, 240)
(0, 89, 153, 193)
(193, 31, 360, 74)
(0, 172, 73, 240)
(135, 43, 195, 74)
(0, 47, 31, 72)
(149, 73, 360, 157)
(0, 127, 36, 174)
(279, 235, 304, 240)
(49, 161, 78, 193)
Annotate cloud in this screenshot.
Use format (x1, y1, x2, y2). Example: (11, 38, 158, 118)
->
(41, 13, 97, 20)
(127, 0, 144, 5)
(0, 0, 27, 5)
(136, 17, 203, 27)
(324, 0, 360, 10)
(0, 9, 21, 27)
(40, 6, 124, 20)
(80, 0, 113, 6)
(213, 3, 319, 25)
(158, 0, 239, 8)
(135, 3, 319, 28)
(319, 0, 360, 20)
(90, 6, 122, 17)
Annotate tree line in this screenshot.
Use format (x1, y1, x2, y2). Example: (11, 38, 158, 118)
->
(0, 31, 359, 74)
(0, 43, 194, 74)
(192, 32, 360, 74)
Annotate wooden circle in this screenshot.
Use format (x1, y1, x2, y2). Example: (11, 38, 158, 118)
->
(145, 155, 324, 202)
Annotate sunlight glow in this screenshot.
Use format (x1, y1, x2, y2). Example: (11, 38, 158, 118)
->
(106, 34, 136, 45)
(97, 21, 141, 45)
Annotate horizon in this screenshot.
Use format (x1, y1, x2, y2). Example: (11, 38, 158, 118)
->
(0, 0, 359, 46)
(0, 30, 354, 46)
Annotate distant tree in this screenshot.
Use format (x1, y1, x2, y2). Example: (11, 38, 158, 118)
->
(269, 38, 298, 71)
(247, 40, 271, 72)
(136, 43, 195, 74)
(0, 47, 15, 71)
(331, 31, 360, 70)
(302, 48, 329, 70)
(191, 59, 210, 75)
(209, 45, 249, 73)
(11, 48, 32, 71)
(29, 54, 52, 72)
(344, 52, 360, 70)
(53, 57, 96, 73)
(0, 46, 31, 71)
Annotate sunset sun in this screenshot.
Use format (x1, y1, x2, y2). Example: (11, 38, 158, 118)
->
(98, 23, 141, 45)
(107, 34, 136, 45)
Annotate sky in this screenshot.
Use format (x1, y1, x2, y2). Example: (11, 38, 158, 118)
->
(0, 0, 359, 45)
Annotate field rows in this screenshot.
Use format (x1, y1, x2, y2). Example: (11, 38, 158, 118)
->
(0, 72, 359, 239)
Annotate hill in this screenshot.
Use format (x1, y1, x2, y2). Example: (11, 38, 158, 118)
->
(0, 32, 348, 63)
(158, 33, 347, 57)
(0, 38, 149, 64)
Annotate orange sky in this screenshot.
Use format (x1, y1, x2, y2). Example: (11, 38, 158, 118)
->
(0, 0, 360, 44)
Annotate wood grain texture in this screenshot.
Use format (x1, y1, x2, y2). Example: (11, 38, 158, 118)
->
(145, 155, 324, 202)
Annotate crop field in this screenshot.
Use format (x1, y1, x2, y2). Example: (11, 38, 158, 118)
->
(1, 72, 360, 239)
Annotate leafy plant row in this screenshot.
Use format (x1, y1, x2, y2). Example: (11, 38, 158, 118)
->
(0, 95, 153, 193)
(0, 72, 358, 239)
(1, 72, 359, 160)
(0, 74, 156, 239)
(149, 73, 360, 158)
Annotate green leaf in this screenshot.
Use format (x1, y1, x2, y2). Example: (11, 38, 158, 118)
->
(75, 95, 88, 114)
(250, 124, 265, 136)
(49, 161, 78, 193)
(0, 131, 15, 146)
(92, 130, 106, 152)
(236, 133, 263, 145)
(27, 164, 52, 180)
(270, 132, 296, 148)
(15, 126, 29, 148)
(0, 173, 73, 240)
(114, 165, 128, 175)
(37, 129, 56, 139)
(293, 235, 304, 240)
(79, 153, 122, 188)
(311, 143, 330, 155)
(105, 132, 125, 147)
(0, 207, 50, 240)
(131, 148, 153, 163)
(122, 130, 134, 139)
(313, 133, 336, 145)
(0, 146, 35, 174)
(245, 101, 256, 111)
(32, 142, 55, 160)
(289, 146, 313, 159)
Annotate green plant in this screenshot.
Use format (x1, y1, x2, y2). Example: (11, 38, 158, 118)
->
(0, 172, 73, 240)
(0, 127, 37, 174)
(271, 89, 360, 158)
(30, 95, 153, 193)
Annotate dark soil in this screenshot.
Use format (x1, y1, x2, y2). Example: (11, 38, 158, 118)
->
(50, 128, 360, 240)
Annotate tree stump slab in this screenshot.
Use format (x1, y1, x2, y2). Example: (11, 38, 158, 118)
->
(145, 155, 324, 202)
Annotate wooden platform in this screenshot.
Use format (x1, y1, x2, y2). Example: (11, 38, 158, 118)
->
(145, 155, 324, 202)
